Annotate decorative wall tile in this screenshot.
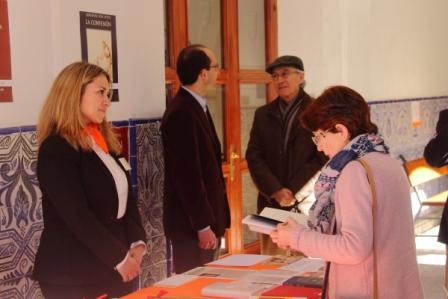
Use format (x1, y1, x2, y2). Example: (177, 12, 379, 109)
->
(140, 260, 167, 288)
(370, 97, 448, 161)
(135, 121, 164, 238)
(0, 276, 43, 299)
(140, 236, 167, 287)
(0, 129, 43, 297)
(134, 120, 167, 288)
(0, 130, 20, 175)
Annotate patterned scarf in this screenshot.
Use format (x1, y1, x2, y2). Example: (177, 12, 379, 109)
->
(307, 133, 389, 233)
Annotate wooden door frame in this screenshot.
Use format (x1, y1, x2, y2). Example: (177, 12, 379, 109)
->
(164, 0, 278, 254)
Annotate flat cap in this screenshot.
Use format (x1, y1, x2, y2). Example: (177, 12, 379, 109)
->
(266, 55, 304, 74)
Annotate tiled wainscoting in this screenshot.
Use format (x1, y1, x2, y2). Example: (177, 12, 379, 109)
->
(0, 96, 447, 298)
(370, 96, 448, 160)
(0, 127, 42, 299)
(369, 96, 448, 212)
(0, 118, 166, 298)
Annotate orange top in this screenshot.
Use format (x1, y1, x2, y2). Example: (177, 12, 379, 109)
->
(84, 123, 109, 154)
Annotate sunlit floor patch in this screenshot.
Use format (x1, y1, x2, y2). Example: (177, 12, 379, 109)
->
(417, 253, 446, 266)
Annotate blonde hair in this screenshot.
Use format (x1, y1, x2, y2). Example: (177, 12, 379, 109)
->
(37, 61, 121, 154)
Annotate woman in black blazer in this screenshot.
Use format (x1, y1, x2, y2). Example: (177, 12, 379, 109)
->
(33, 62, 146, 299)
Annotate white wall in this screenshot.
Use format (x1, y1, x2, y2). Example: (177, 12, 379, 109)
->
(3, 0, 448, 128)
(1, 0, 165, 127)
(278, 0, 448, 100)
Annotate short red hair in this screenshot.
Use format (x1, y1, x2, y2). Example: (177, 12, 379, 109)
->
(300, 86, 378, 138)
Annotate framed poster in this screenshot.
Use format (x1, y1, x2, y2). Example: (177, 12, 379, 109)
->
(80, 11, 119, 101)
(0, 0, 12, 102)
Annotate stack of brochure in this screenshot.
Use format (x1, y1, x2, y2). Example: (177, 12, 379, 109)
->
(201, 268, 298, 298)
(280, 257, 325, 288)
(154, 254, 324, 299)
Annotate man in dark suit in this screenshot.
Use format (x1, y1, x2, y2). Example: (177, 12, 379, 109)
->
(246, 55, 326, 255)
(424, 109, 448, 291)
(162, 45, 230, 273)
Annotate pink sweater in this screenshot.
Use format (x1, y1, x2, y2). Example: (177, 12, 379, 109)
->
(292, 152, 424, 298)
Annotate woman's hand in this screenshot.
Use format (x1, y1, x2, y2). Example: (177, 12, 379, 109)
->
(130, 244, 146, 265)
(117, 254, 141, 282)
(270, 218, 299, 250)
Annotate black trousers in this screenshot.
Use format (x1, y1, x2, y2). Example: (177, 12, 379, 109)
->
(170, 236, 221, 274)
(39, 279, 136, 299)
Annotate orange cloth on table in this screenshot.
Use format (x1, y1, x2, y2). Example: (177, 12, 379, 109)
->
(84, 123, 109, 154)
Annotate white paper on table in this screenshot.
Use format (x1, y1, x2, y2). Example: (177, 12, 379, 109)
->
(153, 274, 198, 288)
(279, 257, 325, 273)
(242, 269, 297, 284)
(185, 266, 254, 279)
(207, 254, 272, 267)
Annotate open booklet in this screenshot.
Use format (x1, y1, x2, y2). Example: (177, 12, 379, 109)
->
(242, 207, 309, 234)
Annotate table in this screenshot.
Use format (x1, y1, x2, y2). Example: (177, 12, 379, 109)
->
(121, 255, 322, 299)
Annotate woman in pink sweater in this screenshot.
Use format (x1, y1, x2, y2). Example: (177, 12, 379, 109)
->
(271, 86, 423, 299)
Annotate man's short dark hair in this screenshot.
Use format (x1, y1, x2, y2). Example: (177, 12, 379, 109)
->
(176, 44, 211, 85)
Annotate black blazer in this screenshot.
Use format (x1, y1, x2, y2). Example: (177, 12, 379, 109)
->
(424, 109, 448, 244)
(32, 135, 146, 285)
(246, 89, 327, 212)
(161, 88, 230, 239)
(424, 109, 448, 168)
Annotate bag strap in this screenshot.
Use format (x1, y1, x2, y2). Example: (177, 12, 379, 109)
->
(321, 158, 379, 299)
(358, 158, 379, 299)
(321, 223, 336, 299)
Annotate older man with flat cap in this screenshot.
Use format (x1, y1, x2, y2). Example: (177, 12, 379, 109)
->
(246, 55, 327, 255)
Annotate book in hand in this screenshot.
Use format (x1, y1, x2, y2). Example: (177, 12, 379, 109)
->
(242, 207, 308, 235)
(260, 207, 308, 226)
(242, 214, 282, 234)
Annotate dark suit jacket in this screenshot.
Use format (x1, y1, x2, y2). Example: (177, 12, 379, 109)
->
(424, 109, 448, 244)
(32, 135, 146, 285)
(246, 89, 327, 212)
(161, 87, 230, 239)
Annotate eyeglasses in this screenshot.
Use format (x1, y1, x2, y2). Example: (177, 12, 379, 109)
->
(210, 63, 220, 69)
(311, 129, 331, 145)
(271, 70, 300, 81)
